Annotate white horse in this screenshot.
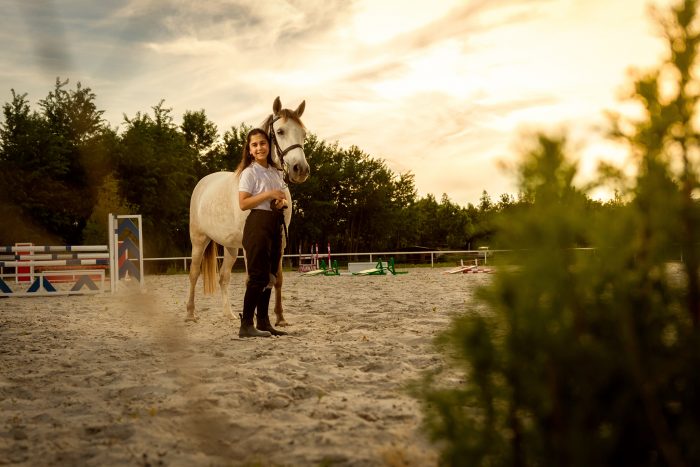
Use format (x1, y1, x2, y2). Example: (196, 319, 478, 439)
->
(185, 97, 309, 323)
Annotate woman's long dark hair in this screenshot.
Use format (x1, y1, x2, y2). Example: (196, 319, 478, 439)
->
(235, 128, 273, 174)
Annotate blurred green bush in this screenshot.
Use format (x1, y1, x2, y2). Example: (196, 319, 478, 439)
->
(415, 2, 700, 466)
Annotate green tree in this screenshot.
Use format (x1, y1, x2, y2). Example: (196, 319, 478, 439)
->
(287, 134, 344, 252)
(386, 171, 419, 249)
(464, 190, 499, 248)
(0, 90, 61, 243)
(288, 136, 420, 254)
(82, 173, 134, 244)
(181, 109, 224, 180)
(181, 109, 217, 155)
(219, 124, 249, 170)
(414, 194, 440, 248)
(0, 79, 114, 243)
(117, 101, 197, 257)
(438, 194, 472, 249)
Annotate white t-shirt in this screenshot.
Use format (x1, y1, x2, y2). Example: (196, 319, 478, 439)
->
(239, 162, 285, 211)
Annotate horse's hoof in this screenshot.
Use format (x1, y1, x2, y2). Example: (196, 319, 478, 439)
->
(275, 318, 289, 327)
(185, 315, 199, 322)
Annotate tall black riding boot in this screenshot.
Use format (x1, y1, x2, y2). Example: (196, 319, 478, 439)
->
(238, 285, 271, 338)
(255, 288, 288, 336)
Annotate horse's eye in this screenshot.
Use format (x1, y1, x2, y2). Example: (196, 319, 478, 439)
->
(277, 129, 284, 136)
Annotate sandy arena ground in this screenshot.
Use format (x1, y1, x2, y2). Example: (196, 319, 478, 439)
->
(0, 267, 492, 466)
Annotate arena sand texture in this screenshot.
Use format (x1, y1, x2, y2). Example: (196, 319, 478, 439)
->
(0, 267, 492, 466)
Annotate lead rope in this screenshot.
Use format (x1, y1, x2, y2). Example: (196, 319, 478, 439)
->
(268, 115, 289, 252)
(281, 217, 288, 253)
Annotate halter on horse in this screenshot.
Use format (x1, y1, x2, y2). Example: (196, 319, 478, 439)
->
(267, 115, 304, 186)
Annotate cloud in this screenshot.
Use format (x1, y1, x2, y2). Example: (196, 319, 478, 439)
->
(380, 0, 551, 54)
(9, 0, 74, 78)
(102, 0, 355, 53)
(344, 61, 408, 84)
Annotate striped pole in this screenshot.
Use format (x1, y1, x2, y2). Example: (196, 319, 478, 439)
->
(0, 259, 110, 268)
(0, 253, 110, 261)
(0, 245, 108, 253)
(15, 242, 32, 283)
(109, 214, 116, 292)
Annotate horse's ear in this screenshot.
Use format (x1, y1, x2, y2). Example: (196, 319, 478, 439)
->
(273, 96, 282, 115)
(295, 100, 305, 118)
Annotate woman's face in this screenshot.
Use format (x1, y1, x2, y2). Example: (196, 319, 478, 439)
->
(249, 133, 270, 166)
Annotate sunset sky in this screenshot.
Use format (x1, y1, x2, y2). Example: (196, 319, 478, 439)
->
(1, 0, 674, 206)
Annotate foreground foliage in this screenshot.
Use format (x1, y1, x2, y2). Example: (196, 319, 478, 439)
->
(416, 1, 700, 466)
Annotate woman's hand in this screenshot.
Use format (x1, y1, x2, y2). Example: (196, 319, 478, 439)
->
(267, 189, 287, 202)
(239, 189, 287, 211)
(273, 198, 288, 210)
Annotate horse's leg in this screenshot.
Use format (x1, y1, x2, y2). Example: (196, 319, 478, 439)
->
(273, 259, 288, 326)
(219, 247, 238, 319)
(186, 234, 209, 322)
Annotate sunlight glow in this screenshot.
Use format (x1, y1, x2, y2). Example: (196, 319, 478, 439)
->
(342, 0, 459, 45)
(369, 41, 471, 99)
(145, 37, 232, 56)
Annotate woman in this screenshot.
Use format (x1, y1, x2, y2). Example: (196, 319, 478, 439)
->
(236, 128, 289, 337)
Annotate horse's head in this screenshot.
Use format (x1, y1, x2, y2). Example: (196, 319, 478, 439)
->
(262, 97, 310, 184)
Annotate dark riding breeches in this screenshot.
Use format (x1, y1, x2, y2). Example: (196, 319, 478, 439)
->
(243, 209, 283, 288)
(241, 209, 283, 323)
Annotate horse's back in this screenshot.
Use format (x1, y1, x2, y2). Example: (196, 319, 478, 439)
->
(190, 171, 247, 247)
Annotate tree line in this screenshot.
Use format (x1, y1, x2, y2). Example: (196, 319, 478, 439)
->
(1, 79, 612, 260)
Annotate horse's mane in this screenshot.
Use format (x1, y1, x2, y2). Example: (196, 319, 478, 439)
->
(276, 109, 306, 129)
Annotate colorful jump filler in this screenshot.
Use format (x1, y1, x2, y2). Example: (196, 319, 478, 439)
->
(108, 213, 145, 292)
(0, 213, 145, 296)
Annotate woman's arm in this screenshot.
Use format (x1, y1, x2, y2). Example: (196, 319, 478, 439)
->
(239, 190, 286, 211)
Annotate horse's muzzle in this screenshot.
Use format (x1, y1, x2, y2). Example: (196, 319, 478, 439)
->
(289, 162, 310, 183)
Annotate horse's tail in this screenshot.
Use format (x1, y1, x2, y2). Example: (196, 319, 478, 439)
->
(202, 241, 219, 294)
